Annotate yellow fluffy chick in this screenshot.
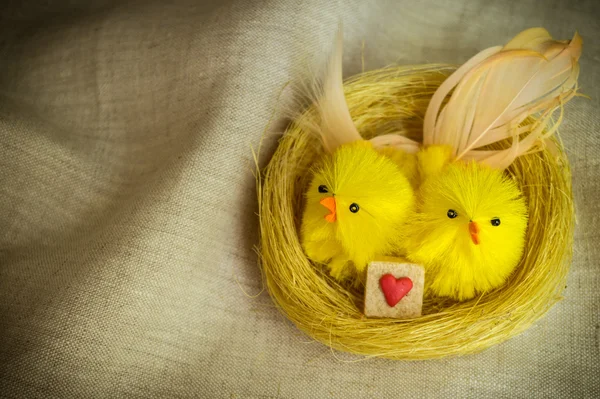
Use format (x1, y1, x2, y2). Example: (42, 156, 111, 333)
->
(301, 141, 415, 282)
(394, 28, 581, 300)
(405, 147, 528, 300)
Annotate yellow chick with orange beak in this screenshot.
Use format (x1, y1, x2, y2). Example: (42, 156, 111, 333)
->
(405, 147, 528, 300)
(301, 141, 414, 282)
(298, 28, 416, 283)
(400, 28, 582, 300)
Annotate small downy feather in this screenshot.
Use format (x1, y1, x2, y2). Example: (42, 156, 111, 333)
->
(369, 134, 421, 154)
(423, 28, 582, 169)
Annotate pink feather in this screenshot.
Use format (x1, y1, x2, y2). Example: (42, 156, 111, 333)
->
(424, 28, 582, 169)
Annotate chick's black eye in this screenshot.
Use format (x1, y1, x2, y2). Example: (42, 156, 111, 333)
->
(447, 209, 457, 219)
(349, 203, 360, 213)
(491, 218, 501, 226)
(318, 185, 328, 193)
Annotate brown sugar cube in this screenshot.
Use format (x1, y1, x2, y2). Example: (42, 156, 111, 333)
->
(364, 257, 424, 319)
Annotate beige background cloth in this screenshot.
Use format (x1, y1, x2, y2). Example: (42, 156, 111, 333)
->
(1, 0, 598, 397)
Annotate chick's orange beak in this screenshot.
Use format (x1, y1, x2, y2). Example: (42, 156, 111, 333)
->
(320, 197, 336, 223)
(469, 221, 480, 245)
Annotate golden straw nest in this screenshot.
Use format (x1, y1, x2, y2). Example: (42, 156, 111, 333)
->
(257, 65, 574, 360)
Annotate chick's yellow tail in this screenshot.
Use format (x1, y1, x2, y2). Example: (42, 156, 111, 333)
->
(416, 145, 453, 182)
(377, 147, 419, 188)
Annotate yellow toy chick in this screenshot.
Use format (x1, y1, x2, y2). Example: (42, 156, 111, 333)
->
(301, 141, 414, 281)
(297, 27, 416, 282)
(400, 28, 581, 300)
(405, 149, 528, 300)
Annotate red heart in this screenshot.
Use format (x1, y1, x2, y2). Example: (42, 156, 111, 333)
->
(379, 274, 413, 307)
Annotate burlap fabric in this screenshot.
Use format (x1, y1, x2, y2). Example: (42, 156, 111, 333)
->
(1, 1, 598, 397)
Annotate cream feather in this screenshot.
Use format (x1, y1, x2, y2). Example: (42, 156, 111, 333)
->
(424, 28, 582, 169)
(311, 27, 422, 154)
(369, 134, 421, 154)
(314, 26, 363, 153)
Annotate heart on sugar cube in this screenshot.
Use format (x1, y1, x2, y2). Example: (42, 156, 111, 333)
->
(364, 258, 424, 319)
